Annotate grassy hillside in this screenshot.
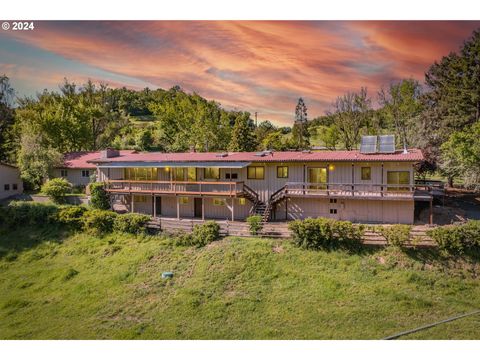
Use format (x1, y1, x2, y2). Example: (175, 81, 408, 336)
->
(0, 226, 479, 339)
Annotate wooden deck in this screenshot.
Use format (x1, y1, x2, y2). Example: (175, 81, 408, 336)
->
(105, 180, 245, 197)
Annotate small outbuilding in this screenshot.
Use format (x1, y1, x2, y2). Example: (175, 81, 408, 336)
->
(0, 162, 23, 200)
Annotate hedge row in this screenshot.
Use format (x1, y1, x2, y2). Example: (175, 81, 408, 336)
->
(427, 220, 480, 255)
(0, 201, 151, 235)
(289, 218, 364, 250)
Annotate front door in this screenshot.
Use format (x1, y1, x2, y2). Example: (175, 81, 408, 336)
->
(194, 198, 202, 218)
(308, 167, 327, 189)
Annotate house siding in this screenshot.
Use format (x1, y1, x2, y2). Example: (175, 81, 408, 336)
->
(53, 168, 95, 186)
(0, 164, 23, 200)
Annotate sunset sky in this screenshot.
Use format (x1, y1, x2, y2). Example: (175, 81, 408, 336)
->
(1, 21, 479, 126)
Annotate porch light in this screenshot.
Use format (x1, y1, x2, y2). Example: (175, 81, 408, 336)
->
(165, 167, 170, 172)
(329, 164, 335, 171)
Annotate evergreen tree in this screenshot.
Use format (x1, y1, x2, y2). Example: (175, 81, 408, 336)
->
(228, 112, 258, 152)
(292, 98, 310, 149)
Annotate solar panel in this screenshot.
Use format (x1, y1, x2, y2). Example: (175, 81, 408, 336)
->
(360, 135, 378, 154)
(378, 135, 396, 153)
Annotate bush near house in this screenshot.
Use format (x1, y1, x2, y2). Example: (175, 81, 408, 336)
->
(56, 205, 88, 230)
(378, 225, 412, 248)
(246, 215, 263, 235)
(113, 213, 152, 234)
(172, 221, 221, 248)
(0, 201, 59, 228)
(289, 218, 364, 250)
(89, 182, 110, 210)
(41, 178, 72, 204)
(82, 209, 118, 235)
(427, 220, 480, 255)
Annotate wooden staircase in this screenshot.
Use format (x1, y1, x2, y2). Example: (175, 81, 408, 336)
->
(261, 186, 287, 222)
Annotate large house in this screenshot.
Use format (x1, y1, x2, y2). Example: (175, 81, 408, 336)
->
(88, 143, 431, 225)
(54, 151, 134, 187)
(0, 162, 23, 200)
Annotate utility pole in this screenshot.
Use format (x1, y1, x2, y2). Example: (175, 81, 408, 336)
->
(255, 112, 258, 127)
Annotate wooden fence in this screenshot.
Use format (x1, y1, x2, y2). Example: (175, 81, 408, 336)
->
(147, 218, 435, 246)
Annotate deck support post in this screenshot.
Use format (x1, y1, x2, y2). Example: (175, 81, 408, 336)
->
(285, 197, 288, 220)
(231, 198, 235, 221)
(202, 197, 205, 221)
(429, 197, 433, 225)
(351, 163, 355, 196)
(153, 195, 156, 218)
(176, 196, 180, 220)
(131, 195, 134, 213)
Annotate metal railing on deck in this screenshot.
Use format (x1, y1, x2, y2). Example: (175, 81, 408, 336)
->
(285, 182, 416, 198)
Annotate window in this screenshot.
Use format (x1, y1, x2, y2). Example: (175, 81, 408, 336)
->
(4, 184, 9, 191)
(82, 170, 90, 178)
(277, 166, 288, 178)
(204, 167, 220, 180)
(387, 171, 410, 191)
(60, 169, 68, 177)
(174, 168, 185, 181)
(330, 198, 337, 204)
(187, 168, 197, 181)
(238, 198, 246, 205)
(361, 167, 371, 181)
(179, 197, 189, 204)
(226, 173, 238, 180)
(12, 184, 18, 190)
(133, 195, 147, 203)
(330, 209, 337, 214)
(124, 168, 158, 181)
(247, 166, 265, 180)
(308, 167, 327, 189)
(213, 198, 226, 206)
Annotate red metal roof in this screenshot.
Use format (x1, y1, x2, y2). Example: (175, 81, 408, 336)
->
(61, 151, 136, 169)
(88, 149, 424, 164)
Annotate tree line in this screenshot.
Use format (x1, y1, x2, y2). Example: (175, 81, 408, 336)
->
(0, 29, 479, 190)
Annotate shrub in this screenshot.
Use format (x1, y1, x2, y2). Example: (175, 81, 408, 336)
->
(41, 178, 72, 204)
(113, 213, 152, 234)
(247, 215, 263, 235)
(427, 220, 480, 255)
(82, 209, 117, 235)
(57, 205, 87, 229)
(379, 225, 412, 248)
(3, 201, 59, 228)
(191, 221, 221, 247)
(89, 182, 110, 210)
(289, 218, 364, 250)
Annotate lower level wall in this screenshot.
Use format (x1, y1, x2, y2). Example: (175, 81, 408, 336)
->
(273, 198, 414, 224)
(120, 195, 252, 220)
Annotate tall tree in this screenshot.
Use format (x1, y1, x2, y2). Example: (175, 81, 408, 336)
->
(331, 87, 371, 150)
(228, 112, 257, 152)
(0, 75, 16, 161)
(420, 29, 480, 179)
(292, 98, 310, 149)
(378, 79, 423, 150)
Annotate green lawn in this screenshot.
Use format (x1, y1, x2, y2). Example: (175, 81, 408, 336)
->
(0, 226, 479, 339)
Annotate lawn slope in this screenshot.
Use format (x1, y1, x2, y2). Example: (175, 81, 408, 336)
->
(0, 226, 479, 339)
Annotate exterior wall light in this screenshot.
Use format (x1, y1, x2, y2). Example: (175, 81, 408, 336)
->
(329, 164, 335, 171)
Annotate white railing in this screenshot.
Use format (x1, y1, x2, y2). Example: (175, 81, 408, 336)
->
(285, 182, 416, 198)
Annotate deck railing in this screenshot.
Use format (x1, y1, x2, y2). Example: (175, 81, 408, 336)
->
(105, 180, 245, 196)
(285, 182, 418, 198)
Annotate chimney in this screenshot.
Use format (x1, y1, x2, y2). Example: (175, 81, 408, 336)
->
(101, 148, 120, 159)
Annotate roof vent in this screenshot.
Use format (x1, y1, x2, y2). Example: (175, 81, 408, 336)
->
(255, 150, 272, 157)
(302, 149, 312, 154)
(101, 148, 120, 158)
(216, 153, 228, 158)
